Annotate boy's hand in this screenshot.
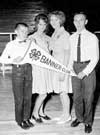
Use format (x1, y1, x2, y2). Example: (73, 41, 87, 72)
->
(13, 56, 23, 63)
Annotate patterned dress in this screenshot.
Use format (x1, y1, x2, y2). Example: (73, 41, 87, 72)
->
(29, 33, 53, 94)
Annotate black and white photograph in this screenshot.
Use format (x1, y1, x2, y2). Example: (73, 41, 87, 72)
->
(0, 0, 100, 135)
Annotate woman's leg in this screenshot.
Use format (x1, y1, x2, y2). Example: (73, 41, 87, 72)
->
(58, 92, 71, 122)
(32, 94, 46, 118)
(39, 103, 44, 116)
(39, 94, 52, 120)
(39, 93, 52, 116)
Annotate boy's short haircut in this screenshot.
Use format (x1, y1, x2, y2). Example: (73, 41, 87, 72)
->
(15, 23, 28, 30)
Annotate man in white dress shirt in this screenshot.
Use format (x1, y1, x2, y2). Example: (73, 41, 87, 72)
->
(1, 23, 34, 129)
(70, 12, 99, 133)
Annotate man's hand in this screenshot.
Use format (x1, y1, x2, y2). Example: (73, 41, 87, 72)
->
(77, 71, 86, 79)
(70, 69, 77, 77)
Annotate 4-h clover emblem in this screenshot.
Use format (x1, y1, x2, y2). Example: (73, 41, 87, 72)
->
(29, 49, 41, 60)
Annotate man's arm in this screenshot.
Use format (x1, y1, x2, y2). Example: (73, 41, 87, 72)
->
(78, 36, 99, 79)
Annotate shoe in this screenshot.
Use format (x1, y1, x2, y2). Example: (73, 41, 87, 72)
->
(32, 115, 43, 123)
(71, 119, 81, 127)
(39, 114, 51, 120)
(18, 121, 30, 129)
(27, 119, 34, 127)
(57, 116, 72, 124)
(85, 124, 92, 133)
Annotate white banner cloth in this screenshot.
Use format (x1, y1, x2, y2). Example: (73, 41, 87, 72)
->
(0, 41, 70, 74)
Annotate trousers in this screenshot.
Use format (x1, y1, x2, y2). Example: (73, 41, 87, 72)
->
(72, 62, 96, 125)
(12, 64, 32, 124)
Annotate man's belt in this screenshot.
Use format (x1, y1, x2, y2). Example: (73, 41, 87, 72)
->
(74, 60, 90, 64)
(12, 63, 30, 68)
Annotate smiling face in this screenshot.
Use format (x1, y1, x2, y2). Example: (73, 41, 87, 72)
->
(73, 13, 88, 32)
(15, 25, 29, 40)
(37, 19, 47, 33)
(50, 15, 61, 30)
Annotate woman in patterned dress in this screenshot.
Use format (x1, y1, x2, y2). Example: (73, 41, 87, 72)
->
(29, 13, 53, 123)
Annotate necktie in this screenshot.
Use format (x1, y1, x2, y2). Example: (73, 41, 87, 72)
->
(77, 34, 81, 62)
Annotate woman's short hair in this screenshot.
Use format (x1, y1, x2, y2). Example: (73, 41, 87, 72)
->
(49, 10, 66, 26)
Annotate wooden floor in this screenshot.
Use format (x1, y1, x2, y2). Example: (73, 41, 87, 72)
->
(0, 72, 100, 135)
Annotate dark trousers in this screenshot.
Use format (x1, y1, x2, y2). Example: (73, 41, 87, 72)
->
(12, 64, 32, 124)
(72, 62, 96, 126)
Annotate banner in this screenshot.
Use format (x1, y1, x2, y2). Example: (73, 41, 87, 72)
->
(23, 41, 71, 74)
(0, 40, 71, 74)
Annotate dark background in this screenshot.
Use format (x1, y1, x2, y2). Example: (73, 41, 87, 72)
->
(45, 0, 100, 32)
(0, 0, 100, 32)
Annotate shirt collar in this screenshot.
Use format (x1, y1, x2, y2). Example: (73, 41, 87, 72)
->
(15, 38, 27, 43)
(76, 28, 87, 35)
